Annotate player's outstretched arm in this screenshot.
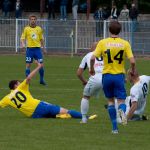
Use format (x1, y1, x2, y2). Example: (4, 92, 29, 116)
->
(127, 101, 137, 120)
(26, 61, 43, 84)
(77, 68, 87, 86)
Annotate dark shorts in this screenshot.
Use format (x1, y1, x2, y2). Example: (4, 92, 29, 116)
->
(102, 74, 126, 100)
(32, 101, 61, 118)
(26, 47, 43, 63)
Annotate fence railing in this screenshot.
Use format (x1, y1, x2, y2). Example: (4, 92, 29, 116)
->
(0, 19, 150, 55)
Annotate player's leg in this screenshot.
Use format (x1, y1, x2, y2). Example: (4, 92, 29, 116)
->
(80, 76, 102, 123)
(102, 74, 118, 133)
(80, 95, 90, 123)
(34, 48, 46, 85)
(25, 48, 33, 77)
(114, 74, 127, 125)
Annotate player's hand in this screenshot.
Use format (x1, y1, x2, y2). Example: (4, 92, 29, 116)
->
(82, 81, 87, 86)
(42, 48, 47, 55)
(20, 46, 26, 54)
(89, 69, 95, 76)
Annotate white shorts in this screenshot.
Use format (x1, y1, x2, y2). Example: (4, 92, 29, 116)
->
(83, 74, 102, 97)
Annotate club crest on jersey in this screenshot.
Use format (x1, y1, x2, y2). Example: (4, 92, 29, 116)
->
(31, 33, 37, 39)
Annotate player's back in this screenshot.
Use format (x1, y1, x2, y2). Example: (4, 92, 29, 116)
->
(80, 52, 103, 74)
(94, 37, 133, 74)
(131, 75, 150, 110)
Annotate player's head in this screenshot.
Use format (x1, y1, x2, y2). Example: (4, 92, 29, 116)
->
(127, 69, 139, 84)
(9, 80, 20, 90)
(29, 14, 37, 27)
(90, 42, 98, 52)
(109, 21, 121, 35)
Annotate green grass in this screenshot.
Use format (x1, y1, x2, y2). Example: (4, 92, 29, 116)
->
(0, 55, 150, 150)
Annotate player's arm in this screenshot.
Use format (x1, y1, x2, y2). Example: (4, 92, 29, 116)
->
(20, 27, 26, 49)
(40, 38, 47, 54)
(40, 28, 47, 54)
(26, 61, 42, 84)
(126, 42, 136, 74)
(129, 57, 136, 75)
(127, 88, 139, 120)
(77, 68, 87, 86)
(127, 101, 138, 120)
(90, 55, 96, 76)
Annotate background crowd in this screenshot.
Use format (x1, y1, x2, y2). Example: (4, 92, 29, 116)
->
(0, 0, 138, 21)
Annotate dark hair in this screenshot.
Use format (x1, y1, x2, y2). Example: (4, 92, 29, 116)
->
(109, 21, 121, 35)
(9, 80, 19, 90)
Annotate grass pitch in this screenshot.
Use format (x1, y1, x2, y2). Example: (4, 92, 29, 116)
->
(0, 55, 150, 150)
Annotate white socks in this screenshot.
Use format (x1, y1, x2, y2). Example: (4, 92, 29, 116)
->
(81, 98, 89, 122)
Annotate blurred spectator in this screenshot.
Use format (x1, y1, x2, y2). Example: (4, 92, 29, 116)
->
(119, 4, 129, 21)
(47, 0, 55, 19)
(102, 6, 110, 20)
(129, 3, 138, 32)
(110, 4, 119, 20)
(93, 6, 105, 37)
(60, 0, 68, 21)
(72, 0, 79, 20)
(2, 0, 11, 18)
(15, 0, 23, 18)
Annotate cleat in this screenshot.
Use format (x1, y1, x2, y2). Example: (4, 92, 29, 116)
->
(118, 109, 127, 125)
(88, 114, 98, 120)
(56, 114, 71, 119)
(142, 114, 148, 121)
(112, 130, 119, 134)
(104, 104, 108, 109)
(40, 81, 47, 85)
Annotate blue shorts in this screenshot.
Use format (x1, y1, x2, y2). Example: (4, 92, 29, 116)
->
(102, 74, 126, 100)
(32, 101, 61, 118)
(26, 47, 43, 63)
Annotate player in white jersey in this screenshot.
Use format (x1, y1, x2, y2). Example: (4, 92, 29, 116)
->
(77, 42, 104, 123)
(116, 69, 150, 122)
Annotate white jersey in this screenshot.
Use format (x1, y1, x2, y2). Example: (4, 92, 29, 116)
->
(128, 75, 150, 115)
(79, 52, 104, 74)
(79, 52, 104, 97)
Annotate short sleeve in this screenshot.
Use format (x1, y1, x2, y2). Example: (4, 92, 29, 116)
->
(125, 41, 133, 59)
(79, 55, 87, 69)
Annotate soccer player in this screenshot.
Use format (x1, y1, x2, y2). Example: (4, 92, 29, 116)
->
(90, 21, 136, 134)
(77, 42, 103, 123)
(0, 61, 96, 120)
(125, 69, 150, 121)
(21, 14, 47, 85)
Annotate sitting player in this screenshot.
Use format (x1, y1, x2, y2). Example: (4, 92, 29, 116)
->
(77, 42, 104, 123)
(116, 69, 150, 122)
(0, 61, 96, 120)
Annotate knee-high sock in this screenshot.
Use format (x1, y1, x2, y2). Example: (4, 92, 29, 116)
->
(39, 67, 44, 81)
(81, 98, 89, 118)
(118, 103, 126, 113)
(108, 105, 118, 131)
(68, 110, 82, 118)
(25, 68, 30, 77)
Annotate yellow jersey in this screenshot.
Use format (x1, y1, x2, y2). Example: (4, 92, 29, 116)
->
(93, 37, 133, 74)
(21, 25, 44, 47)
(0, 80, 40, 117)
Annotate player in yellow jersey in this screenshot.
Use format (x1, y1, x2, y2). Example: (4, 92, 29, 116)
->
(21, 14, 47, 85)
(90, 21, 136, 134)
(0, 61, 96, 120)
